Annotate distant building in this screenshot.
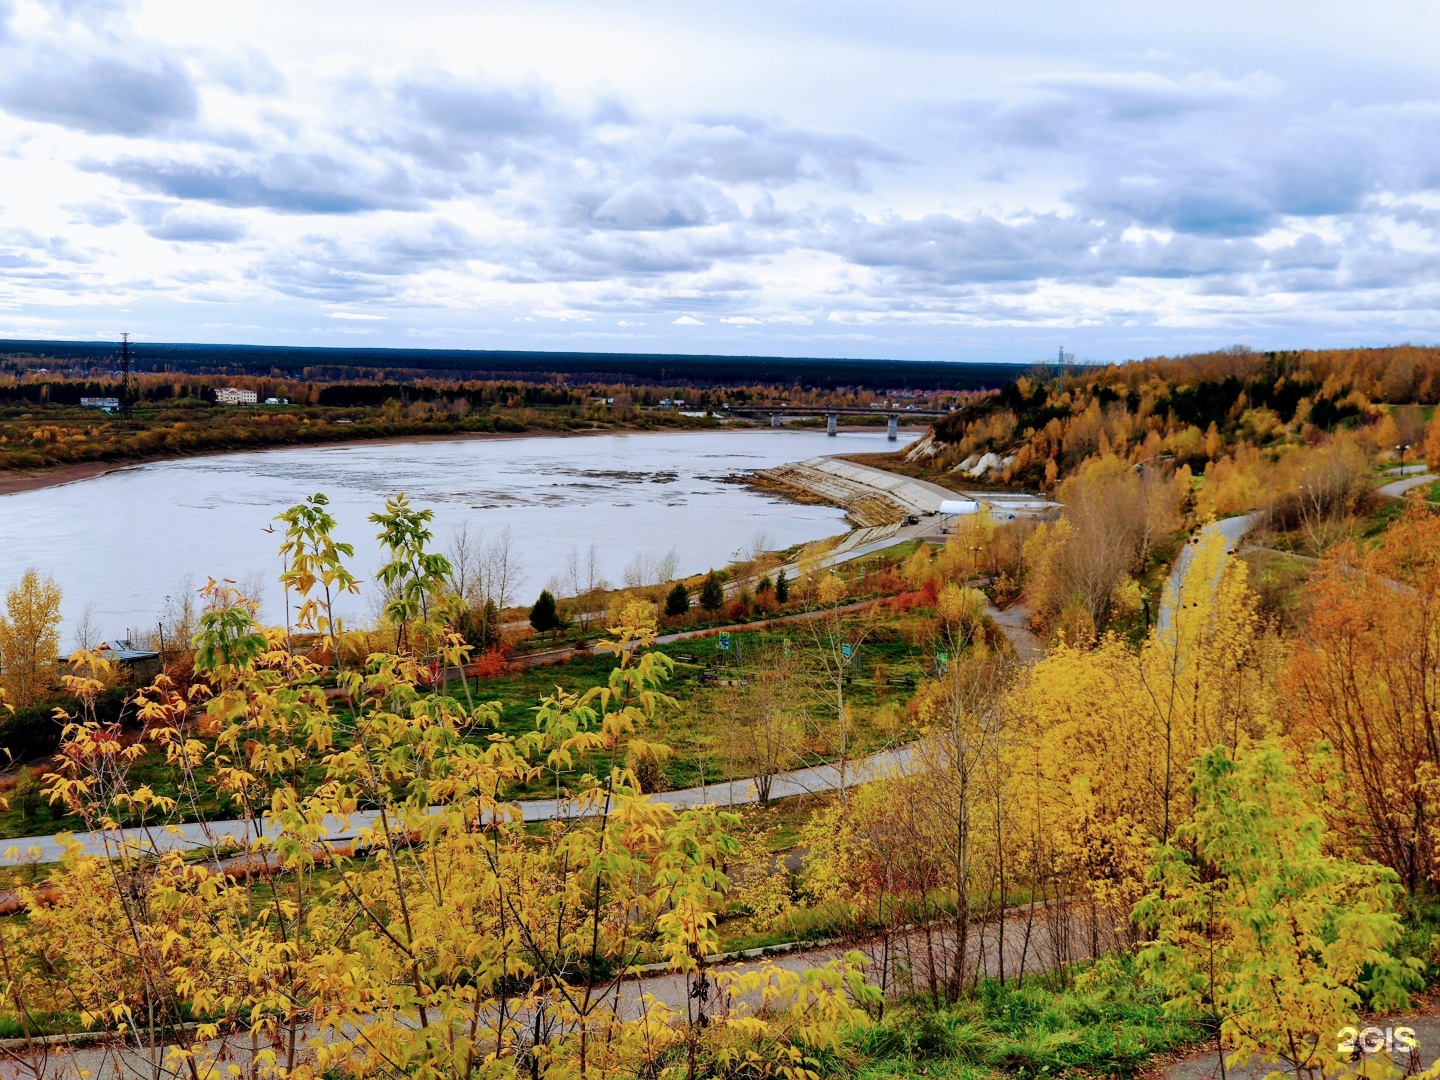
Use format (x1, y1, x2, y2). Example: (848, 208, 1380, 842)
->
(215, 387, 258, 406)
(100, 639, 161, 681)
(264, 397, 289, 405)
(79, 396, 121, 412)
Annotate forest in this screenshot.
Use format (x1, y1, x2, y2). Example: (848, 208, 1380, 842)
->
(0, 362, 970, 474)
(0, 340, 1027, 392)
(0, 348, 1438, 1079)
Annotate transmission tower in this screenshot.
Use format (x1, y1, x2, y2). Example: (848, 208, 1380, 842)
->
(121, 332, 131, 418)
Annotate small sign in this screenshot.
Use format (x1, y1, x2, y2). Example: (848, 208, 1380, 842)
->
(937, 651, 949, 674)
(841, 642, 853, 659)
(718, 632, 731, 652)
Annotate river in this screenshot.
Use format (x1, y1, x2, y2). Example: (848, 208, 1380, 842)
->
(0, 428, 914, 647)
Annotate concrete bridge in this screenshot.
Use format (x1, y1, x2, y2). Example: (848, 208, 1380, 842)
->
(726, 404, 952, 439)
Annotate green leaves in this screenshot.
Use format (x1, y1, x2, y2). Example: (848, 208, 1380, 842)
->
(1135, 741, 1421, 1080)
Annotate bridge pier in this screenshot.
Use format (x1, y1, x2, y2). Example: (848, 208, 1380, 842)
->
(887, 415, 898, 441)
(771, 413, 783, 427)
(827, 414, 838, 436)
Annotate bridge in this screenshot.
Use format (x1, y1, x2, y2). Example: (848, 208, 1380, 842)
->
(724, 403, 953, 439)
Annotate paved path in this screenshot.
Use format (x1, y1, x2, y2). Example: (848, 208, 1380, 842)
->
(1384, 463, 1430, 477)
(1168, 1007, 1440, 1080)
(1157, 513, 1261, 632)
(0, 896, 1123, 1079)
(0, 743, 918, 866)
(1379, 471, 1436, 498)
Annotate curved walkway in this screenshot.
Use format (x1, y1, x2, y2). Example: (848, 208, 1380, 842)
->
(1156, 513, 1262, 632)
(1378, 470, 1436, 498)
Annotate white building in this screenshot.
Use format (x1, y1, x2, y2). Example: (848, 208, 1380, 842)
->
(79, 396, 121, 412)
(215, 387, 258, 405)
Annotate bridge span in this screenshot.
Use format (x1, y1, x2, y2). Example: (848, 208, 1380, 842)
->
(725, 403, 951, 439)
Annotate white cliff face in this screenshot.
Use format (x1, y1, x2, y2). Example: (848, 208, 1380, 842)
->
(912, 428, 1016, 479)
(950, 450, 1016, 479)
(903, 431, 942, 462)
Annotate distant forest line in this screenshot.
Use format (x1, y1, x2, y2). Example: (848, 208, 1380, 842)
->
(0, 339, 1031, 391)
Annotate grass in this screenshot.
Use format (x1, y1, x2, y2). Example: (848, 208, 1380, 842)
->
(1240, 548, 1315, 634)
(0, 609, 933, 837)
(845, 956, 1202, 1080)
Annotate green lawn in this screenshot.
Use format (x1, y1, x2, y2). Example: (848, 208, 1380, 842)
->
(0, 612, 933, 837)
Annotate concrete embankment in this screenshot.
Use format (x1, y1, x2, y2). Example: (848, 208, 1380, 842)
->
(753, 456, 959, 525)
(754, 455, 1057, 525)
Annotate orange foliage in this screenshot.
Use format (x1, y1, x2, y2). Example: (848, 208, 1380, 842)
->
(469, 646, 512, 679)
(1286, 500, 1440, 892)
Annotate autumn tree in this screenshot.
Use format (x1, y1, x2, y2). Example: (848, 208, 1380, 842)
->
(716, 638, 802, 802)
(1024, 454, 1180, 631)
(798, 575, 874, 798)
(371, 493, 457, 663)
(907, 645, 1013, 1000)
(1137, 743, 1419, 1080)
(4, 497, 878, 1080)
(0, 568, 62, 706)
(276, 491, 359, 673)
(1008, 531, 1273, 917)
(1287, 500, 1440, 891)
(1426, 406, 1440, 471)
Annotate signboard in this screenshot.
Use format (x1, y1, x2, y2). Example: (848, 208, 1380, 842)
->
(937, 651, 949, 674)
(718, 632, 731, 652)
(841, 642, 853, 659)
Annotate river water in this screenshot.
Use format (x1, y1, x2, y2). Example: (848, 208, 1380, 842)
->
(0, 428, 914, 647)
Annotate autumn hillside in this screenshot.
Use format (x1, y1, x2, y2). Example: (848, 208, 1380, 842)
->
(908, 344, 1440, 494)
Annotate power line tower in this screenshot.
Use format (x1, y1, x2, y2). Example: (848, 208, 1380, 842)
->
(120, 331, 131, 419)
(1055, 346, 1074, 384)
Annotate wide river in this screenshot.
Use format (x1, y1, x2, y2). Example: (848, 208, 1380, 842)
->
(0, 428, 914, 647)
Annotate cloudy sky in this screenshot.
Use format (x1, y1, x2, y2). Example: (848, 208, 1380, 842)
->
(1, 0, 1438, 363)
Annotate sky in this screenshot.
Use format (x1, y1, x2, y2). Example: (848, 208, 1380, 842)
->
(1, 1, 1439, 364)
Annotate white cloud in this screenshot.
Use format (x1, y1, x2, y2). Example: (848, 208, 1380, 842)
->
(0, 1, 1437, 359)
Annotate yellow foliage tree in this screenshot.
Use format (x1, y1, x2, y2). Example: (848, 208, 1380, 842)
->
(0, 567, 62, 706)
(1, 498, 877, 1080)
(1008, 532, 1275, 914)
(1136, 743, 1419, 1080)
(1425, 406, 1440, 472)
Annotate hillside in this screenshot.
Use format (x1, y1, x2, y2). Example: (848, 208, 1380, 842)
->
(906, 345, 1439, 490)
